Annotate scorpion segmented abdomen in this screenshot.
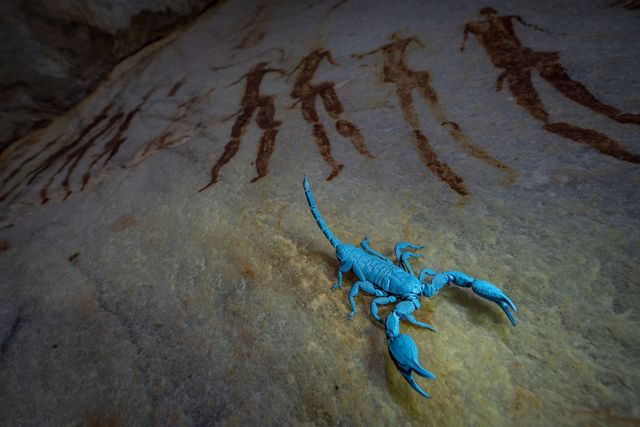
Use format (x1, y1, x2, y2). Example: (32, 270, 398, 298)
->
(362, 256, 398, 291)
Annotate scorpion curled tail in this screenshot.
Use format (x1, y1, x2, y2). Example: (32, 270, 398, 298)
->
(303, 176, 341, 248)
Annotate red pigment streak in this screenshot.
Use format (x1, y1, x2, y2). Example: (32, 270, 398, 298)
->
(200, 62, 284, 191)
(462, 8, 640, 162)
(290, 48, 373, 181)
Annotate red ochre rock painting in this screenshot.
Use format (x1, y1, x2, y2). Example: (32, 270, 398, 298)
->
(289, 48, 375, 180)
(199, 49, 376, 191)
(199, 62, 285, 191)
(462, 7, 640, 163)
(0, 75, 217, 206)
(5, 12, 637, 208)
(1, 89, 156, 205)
(353, 33, 515, 196)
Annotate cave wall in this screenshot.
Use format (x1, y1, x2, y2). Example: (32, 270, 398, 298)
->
(0, 0, 217, 152)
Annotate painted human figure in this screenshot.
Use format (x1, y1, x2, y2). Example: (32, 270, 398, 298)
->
(462, 7, 640, 163)
(354, 33, 514, 196)
(200, 62, 285, 191)
(1, 88, 156, 205)
(289, 48, 375, 181)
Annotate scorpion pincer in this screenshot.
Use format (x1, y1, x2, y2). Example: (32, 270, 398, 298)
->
(303, 176, 517, 398)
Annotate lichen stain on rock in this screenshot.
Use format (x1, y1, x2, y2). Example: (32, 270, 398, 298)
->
(85, 412, 119, 427)
(507, 385, 541, 413)
(238, 257, 258, 281)
(110, 214, 138, 233)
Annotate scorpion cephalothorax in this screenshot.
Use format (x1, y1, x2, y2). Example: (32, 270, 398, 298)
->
(303, 176, 517, 398)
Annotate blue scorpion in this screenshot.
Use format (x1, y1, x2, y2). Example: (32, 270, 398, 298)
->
(303, 176, 517, 398)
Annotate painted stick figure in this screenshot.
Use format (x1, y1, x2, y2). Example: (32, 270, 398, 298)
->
(289, 48, 375, 181)
(200, 62, 285, 191)
(1, 88, 155, 205)
(354, 33, 514, 196)
(462, 7, 640, 163)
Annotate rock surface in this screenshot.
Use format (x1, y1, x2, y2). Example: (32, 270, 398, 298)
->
(0, 0, 216, 151)
(0, 0, 639, 425)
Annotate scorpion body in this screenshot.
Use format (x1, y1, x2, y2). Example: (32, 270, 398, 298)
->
(303, 176, 517, 398)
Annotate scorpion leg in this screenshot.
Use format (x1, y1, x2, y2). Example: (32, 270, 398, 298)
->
(399, 252, 422, 275)
(370, 295, 396, 324)
(394, 242, 424, 273)
(332, 261, 352, 290)
(394, 242, 424, 262)
(395, 300, 437, 332)
(385, 311, 435, 398)
(348, 280, 384, 320)
(360, 236, 392, 262)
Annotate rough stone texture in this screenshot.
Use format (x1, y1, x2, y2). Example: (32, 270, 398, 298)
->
(0, 0, 216, 152)
(0, 0, 639, 425)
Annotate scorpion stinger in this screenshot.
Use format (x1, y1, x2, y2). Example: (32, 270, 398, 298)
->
(303, 176, 517, 398)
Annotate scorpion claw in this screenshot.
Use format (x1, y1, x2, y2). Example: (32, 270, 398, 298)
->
(471, 280, 517, 326)
(498, 301, 517, 327)
(388, 334, 435, 398)
(401, 372, 432, 399)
